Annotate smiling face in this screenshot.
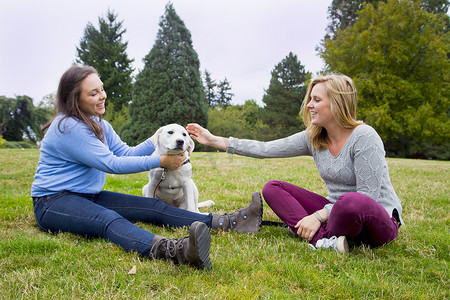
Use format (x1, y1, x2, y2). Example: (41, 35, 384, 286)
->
(306, 82, 335, 128)
(78, 73, 107, 117)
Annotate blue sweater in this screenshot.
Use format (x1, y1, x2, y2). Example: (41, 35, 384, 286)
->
(31, 115, 160, 197)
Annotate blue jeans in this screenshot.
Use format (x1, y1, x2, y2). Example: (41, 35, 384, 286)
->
(32, 191, 213, 257)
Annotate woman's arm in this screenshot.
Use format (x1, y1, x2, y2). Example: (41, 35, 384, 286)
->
(103, 120, 156, 157)
(55, 119, 168, 174)
(186, 123, 229, 151)
(187, 123, 312, 158)
(294, 208, 328, 242)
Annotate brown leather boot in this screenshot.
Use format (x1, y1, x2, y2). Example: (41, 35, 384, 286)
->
(150, 221, 212, 270)
(212, 192, 263, 233)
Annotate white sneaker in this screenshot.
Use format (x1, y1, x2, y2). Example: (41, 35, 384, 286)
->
(309, 236, 349, 254)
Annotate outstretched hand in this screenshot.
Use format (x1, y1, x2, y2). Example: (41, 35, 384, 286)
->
(186, 123, 229, 151)
(186, 123, 213, 145)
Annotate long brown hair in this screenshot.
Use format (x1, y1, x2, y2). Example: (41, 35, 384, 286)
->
(42, 65, 104, 142)
(300, 74, 362, 150)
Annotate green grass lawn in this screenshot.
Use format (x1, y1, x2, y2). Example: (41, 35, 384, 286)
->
(0, 149, 449, 299)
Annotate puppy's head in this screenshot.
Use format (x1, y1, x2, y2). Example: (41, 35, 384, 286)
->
(151, 124, 194, 156)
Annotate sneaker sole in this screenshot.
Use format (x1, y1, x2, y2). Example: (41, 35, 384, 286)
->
(336, 236, 349, 254)
(190, 221, 212, 270)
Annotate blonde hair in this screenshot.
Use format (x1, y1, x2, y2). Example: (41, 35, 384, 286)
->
(300, 74, 363, 150)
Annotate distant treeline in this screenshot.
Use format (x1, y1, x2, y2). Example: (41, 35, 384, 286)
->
(1, 0, 448, 159)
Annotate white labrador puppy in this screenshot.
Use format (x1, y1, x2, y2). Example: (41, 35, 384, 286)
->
(142, 124, 215, 213)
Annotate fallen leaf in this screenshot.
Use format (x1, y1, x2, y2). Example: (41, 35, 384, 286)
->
(128, 265, 137, 275)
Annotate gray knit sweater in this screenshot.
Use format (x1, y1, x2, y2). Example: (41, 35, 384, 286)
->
(227, 124, 403, 225)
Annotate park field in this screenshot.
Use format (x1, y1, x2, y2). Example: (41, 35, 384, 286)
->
(0, 149, 448, 299)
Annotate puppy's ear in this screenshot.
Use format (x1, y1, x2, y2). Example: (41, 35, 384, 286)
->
(150, 127, 164, 148)
(187, 135, 195, 156)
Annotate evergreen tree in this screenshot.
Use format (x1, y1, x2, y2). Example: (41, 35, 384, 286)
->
(320, 0, 449, 159)
(120, 4, 208, 145)
(203, 70, 233, 108)
(261, 52, 310, 139)
(203, 69, 217, 107)
(75, 9, 134, 127)
(216, 78, 233, 108)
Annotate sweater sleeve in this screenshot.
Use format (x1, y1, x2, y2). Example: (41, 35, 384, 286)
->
(102, 119, 156, 157)
(56, 118, 160, 174)
(227, 131, 312, 158)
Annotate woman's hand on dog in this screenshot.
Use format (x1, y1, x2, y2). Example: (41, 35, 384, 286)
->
(160, 153, 186, 170)
(186, 123, 229, 151)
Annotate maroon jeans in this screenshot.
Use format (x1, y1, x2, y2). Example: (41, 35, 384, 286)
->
(262, 180, 399, 246)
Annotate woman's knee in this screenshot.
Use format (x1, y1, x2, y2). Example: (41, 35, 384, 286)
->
(262, 180, 279, 193)
(262, 180, 283, 204)
(332, 192, 374, 218)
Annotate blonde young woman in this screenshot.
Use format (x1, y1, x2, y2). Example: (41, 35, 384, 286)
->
(187, 74, 403, 253)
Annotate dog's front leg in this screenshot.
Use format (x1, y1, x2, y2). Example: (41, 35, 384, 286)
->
(182, 180, 199, 212)
(143, 169, 163, 198)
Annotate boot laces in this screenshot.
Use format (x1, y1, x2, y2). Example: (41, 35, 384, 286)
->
(150, 237, 187, 261)
(165, 239, 178, 259)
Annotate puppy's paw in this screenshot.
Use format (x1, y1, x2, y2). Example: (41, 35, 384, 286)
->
(197, 200, 215, 208)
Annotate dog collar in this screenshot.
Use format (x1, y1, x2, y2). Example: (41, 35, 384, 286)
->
(182, 158, 190, 165)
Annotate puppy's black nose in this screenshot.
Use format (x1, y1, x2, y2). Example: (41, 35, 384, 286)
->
(176, 139, 184, 148)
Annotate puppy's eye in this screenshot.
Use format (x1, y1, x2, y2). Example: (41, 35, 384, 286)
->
(168, 131, 173, 134)
(183, 133, 187, 136)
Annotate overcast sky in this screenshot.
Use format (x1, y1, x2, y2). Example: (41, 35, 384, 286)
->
(0, 0, 331, 106)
